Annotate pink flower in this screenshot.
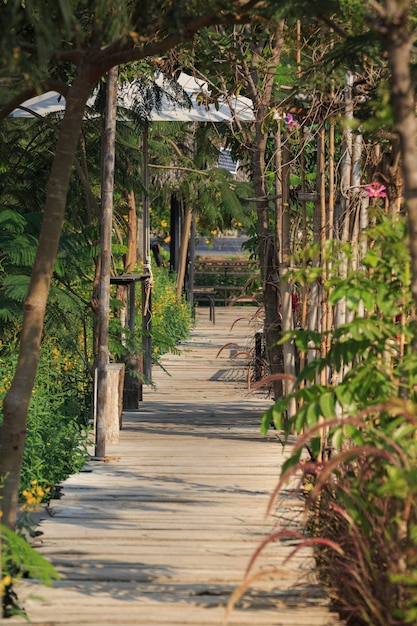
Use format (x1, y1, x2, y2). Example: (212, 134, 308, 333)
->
(364, 181, 387, 198)
(284, 113, 299, 130)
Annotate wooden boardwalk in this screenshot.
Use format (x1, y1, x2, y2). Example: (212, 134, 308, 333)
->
(10, 307, 344, 626)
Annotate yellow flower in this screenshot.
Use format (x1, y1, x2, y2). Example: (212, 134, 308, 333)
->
(160, 219, 168, 228)
(1, 575, 13, 594)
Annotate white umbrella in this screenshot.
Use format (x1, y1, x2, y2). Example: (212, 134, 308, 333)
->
(9, 72, 254, 122)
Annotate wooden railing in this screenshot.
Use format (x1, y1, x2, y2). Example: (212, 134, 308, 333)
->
(193, 259, 261, 306)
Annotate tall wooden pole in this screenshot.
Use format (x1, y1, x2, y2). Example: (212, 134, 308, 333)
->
(95, 66, 118, 458)
(176, 202, 192, 301)
(142, 122, 152, 379)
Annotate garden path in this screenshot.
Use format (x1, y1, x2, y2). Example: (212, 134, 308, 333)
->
(10, 306, 344, 626)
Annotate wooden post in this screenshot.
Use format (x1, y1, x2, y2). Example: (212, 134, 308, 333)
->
(124, 279, 142, 407)
(95, 66, 118, 458)
(106, 364, 125, 442)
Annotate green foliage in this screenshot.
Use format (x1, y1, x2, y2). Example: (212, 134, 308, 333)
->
(263, 215, 413, 438)
(0, 338, 92, 498)
(149, 266, 193, 362)
(1, 523, 60, 618)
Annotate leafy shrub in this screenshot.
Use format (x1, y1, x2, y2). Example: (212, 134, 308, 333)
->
(0, 337, 92, 499)
(248, 215, 417, 625)
(147, 266, 193, 362)
(0, 337, 91, 616)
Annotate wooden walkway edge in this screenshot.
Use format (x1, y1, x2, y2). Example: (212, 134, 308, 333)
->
(9, 307, 344, 626)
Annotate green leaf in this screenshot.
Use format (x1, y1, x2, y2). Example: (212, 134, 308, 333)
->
(260, 407, 274, 435)
(306, 401, 321, 427)
(331, 427, 345, 450)
(329, 281, 350, 305)
(319, 391, 335, 419)
(261, 400, 288, 435)
(310, 436, 322, 459)
(335, 384, 358, 415)
(281, 449, 302, 476)
(360, 288, 375, 311)
(363, 249, 380, 268)
(1, 525, 60, 585)
(295, 404, 307, 433)
(344, 423, 364, 444)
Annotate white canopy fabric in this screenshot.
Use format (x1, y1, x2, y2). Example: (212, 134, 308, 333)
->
(9, 72, 254, 123)
(9, 91, 66, 118)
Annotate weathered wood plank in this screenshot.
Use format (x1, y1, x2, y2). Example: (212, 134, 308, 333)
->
(10, 308, 344, 626)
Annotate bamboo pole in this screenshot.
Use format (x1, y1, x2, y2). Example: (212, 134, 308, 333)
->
(275, 128, 283, 265)
(351, 134, 363, 318)
(281, 135, 296, 416)
(307, 129, 324, 365)
(326, 113, 335, 350)
(319, 124, 328, 380)
(317, 124, 331, 460)
(335, 71, 354, 330)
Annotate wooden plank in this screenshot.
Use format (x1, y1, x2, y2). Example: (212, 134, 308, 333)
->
(9, 307, 344, 626)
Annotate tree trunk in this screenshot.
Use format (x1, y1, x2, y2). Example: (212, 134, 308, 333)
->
(95, 66, 118, 459)
(252, 130, 283, 400)
(0, 67, 98, 529)
(280, 136, 296, 414)
(382, 1, 417, 312)
(246, 21, 285, 401)
(274, 129, 284, 400)
(176, 202, 193, 301)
